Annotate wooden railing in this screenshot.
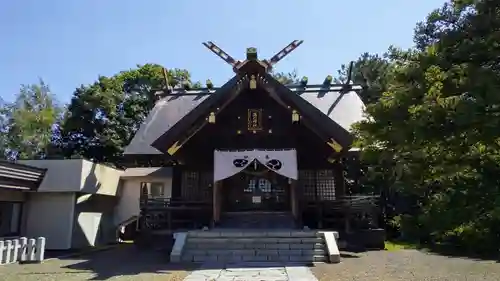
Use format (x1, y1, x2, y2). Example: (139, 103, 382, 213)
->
(302, 195, 381, 232)
(140, 198, 212, 231)
(139, 195, 380, 232)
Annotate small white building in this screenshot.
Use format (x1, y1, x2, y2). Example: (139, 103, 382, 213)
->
(114, 167, 173, 229)
(0, 159, 174, 250)
(15, 159, 124, 250)
(0, 160, 46, 240)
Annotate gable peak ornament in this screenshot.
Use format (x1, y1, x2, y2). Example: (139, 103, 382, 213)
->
(249, 75, 257, 89)
(202, 40, 303, 74)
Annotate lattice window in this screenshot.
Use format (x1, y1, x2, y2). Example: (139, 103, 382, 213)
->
(181, 171, 212, 202)
(258, 178, 272, 192)
(244, 177, 276, 193)
(298, 170, 336, 202)
(181, 171, 199, 200)
(298, 170, 316, 201)
(316, 170, 335, 201)
(244, 177, 256, 192)
(199, 171, 213, 202)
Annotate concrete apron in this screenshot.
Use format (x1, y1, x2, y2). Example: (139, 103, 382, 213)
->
(183, 261, 318, 281)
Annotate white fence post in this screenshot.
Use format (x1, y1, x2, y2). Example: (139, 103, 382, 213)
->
(11, 239, 19, 264)
(0, 237, 46, 265)
(4, 241, 12, 264)
(34, 237, 45, 262)
(0, 241, 4, 264)
(27, 239, 36, 262)
(19, 237, 27, 262)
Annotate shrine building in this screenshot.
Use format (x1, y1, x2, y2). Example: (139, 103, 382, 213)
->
(120, 41, 384, 263)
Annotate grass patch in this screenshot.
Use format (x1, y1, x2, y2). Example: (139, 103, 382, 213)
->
(385, 240, 419, 251)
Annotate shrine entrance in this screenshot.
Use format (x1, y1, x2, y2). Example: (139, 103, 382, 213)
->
(212, 149, 299, 228)
(218, 162, 295, 229)
(222, 163, 291, 212)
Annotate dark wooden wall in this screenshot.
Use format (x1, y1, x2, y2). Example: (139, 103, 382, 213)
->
(177, 87, 335, 169)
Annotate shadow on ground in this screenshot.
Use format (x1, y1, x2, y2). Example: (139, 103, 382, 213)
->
(44, 249, 82, 259)
(422, 244, 500, 263)
(386, 239, 500, 262)
(57, 244, 198, 280)
(46, 244, 342, 280)
(340, 252, 362, 259)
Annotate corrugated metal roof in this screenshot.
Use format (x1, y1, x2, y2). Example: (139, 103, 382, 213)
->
(124, 94, 209, 154)
(299, 90, 366, 132)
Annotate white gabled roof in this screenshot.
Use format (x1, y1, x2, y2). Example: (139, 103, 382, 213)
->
(299, 90, 366, 131)
(124, 86, 366, 155)
(124, 95, 209, 155)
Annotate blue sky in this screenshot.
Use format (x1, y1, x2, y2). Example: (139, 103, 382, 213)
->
(0, 0, 444, 104)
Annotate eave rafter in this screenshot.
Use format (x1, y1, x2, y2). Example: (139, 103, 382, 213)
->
(156, 82, 363, 98)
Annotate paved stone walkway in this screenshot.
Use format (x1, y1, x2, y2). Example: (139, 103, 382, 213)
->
(183, 262, 317, 281)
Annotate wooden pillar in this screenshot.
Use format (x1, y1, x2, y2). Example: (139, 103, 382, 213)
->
(290, 179, 302, 228)
(212, 181, 218, 227)
(171, 166, 182, 199)
(333, 159, 350, 233)
(212, 181, 222, 227)
(290, 179, 297, 219)
(314, 171, 322, 229)
(333, 160, 346, 198)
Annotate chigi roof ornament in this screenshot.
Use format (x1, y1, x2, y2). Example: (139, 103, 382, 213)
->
(261, 40, 304, 72)
(155, 41, 367, 98)
(202, 40, 304, 74)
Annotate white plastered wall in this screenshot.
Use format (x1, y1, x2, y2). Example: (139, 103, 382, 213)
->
(114, 176, 172, 226)
(24, 192, 75, 250)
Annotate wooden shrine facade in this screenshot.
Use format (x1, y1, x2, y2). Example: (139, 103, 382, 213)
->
(124, 41, 381, 234)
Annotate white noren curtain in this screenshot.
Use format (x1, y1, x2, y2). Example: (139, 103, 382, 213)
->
(213, 149, 298, 182)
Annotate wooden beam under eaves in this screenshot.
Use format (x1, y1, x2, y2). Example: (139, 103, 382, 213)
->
(160, 83, 364, 97)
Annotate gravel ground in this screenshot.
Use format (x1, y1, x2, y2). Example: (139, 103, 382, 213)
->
(312, 249, 500, 281)
(1, 246, 499, 280)
(0, 244, 197, 281)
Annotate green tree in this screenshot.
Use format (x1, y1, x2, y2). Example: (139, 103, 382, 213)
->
(271, 69, 300, 85)
(0, 80, 63, 160)
(60, 64, 195, 164)
(60, 64, 302, 164)
(0, 97, 8, 159)
(356, 0, 500, 253)
(336, 52, 395, 105)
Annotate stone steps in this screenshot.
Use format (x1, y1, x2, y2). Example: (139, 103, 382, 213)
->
(180, 230, 332, 263)
(218, 212, 296, 229)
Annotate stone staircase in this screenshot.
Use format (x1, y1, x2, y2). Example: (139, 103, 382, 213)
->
(218, 212, 296, 229)
(178, 230, 334, 263)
